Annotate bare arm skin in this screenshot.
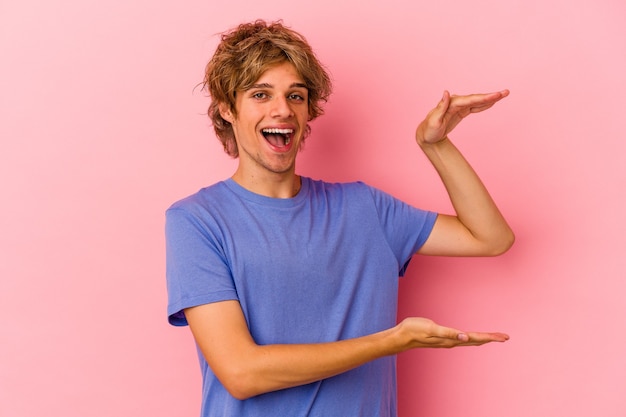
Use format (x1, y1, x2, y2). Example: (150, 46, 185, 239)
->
(417, 90, 515, 256)
(185, 301, 509, 400)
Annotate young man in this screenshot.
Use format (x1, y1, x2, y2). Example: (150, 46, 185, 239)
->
(166, 20, 514, 417)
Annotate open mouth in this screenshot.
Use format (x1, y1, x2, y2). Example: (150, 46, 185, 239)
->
(262, 128, 293, 148)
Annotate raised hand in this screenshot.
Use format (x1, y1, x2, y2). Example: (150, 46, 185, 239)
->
(416, 90, 510, 146)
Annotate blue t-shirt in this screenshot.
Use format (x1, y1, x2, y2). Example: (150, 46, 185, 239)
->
(166, 177, 437, 417)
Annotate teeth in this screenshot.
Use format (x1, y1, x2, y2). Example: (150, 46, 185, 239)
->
(262, 128, 293, 147)
(262, 128, 294, 134)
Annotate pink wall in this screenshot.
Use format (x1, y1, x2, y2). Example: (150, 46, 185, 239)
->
(1, 0, 625, 416)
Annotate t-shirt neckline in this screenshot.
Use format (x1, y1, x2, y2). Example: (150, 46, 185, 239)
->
(223, 176, 310, 207)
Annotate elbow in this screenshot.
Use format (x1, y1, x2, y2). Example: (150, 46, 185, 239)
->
(227, 387, 255, 402)
(222, 379, 252, 401)
(219, 366, 266, 401)
(487, 229, 515, 256)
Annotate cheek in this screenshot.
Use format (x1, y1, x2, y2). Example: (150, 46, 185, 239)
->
(232, 118, 256, 139)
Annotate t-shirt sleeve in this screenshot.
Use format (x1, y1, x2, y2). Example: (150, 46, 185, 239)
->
(165, 206, 239, 326)
(363, 183, 438, 276)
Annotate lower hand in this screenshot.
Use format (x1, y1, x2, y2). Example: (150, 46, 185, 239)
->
(397, 317, 509, 349)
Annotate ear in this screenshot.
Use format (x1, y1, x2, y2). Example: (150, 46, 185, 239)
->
(218, 103, 234, 124)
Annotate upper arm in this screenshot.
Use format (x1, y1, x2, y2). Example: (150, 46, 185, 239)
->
(417, 214, 509, 257)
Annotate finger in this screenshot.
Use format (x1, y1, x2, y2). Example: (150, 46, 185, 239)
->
(469, 91, 508, 113)
(457, 333, 470, 342)
(469, 102, 497, 114)
(430, 322, 468, 342)
(427, 325, 508, 347)
(464, 331, 510, 345)
(433, 90, 451, 123)
(438, 90, 451, 105)
(449, 90, 509, 111)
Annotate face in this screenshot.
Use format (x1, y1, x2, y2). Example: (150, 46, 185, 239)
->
(221, 61, 310, 178)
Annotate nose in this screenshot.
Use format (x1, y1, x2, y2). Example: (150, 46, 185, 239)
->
(270, 96, 293, 118)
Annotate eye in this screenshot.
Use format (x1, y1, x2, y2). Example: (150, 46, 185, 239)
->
(288, 93, 306, 102)
(252, 92, 268, 100)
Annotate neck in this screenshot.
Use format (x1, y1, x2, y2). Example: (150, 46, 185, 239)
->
(231, 169, 302, 199)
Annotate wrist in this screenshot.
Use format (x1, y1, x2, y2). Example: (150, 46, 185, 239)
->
(417, 134, 450, 149)
(418, 137, 456, 163)
(388, 321, 412, 354)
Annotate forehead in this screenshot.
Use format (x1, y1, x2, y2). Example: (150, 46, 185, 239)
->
(251, 61, 306, 88)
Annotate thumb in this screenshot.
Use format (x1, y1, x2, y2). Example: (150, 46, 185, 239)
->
(456, 333, 469, 342)
(428, 91, 450, 125)
(434, 322, 466, 341)
(437, 90, 451, 114)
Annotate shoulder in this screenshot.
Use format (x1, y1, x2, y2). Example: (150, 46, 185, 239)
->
(167, 181, 229, 213)
(302, 178, 400, 215)
(164, 182, 241, 238)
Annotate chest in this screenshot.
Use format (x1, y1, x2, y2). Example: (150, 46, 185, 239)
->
(215, 199, 400, 342)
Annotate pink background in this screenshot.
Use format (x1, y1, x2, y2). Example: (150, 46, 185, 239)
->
(2, 0, 625, 416)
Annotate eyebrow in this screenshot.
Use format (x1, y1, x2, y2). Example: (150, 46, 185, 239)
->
(249, 82, 308, 90)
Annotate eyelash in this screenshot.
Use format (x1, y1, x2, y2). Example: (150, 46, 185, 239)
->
(251, 92, 306, 102)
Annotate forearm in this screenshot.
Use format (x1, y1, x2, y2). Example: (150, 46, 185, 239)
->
(222, 326, 405, 399)
(187, 301, 412, 400)
(187, 301, 507, 400)
(221, 316, 506, 399)
(420, 137, 514, 255)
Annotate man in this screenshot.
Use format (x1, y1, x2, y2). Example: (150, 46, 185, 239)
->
(166, 20, 514, 417)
